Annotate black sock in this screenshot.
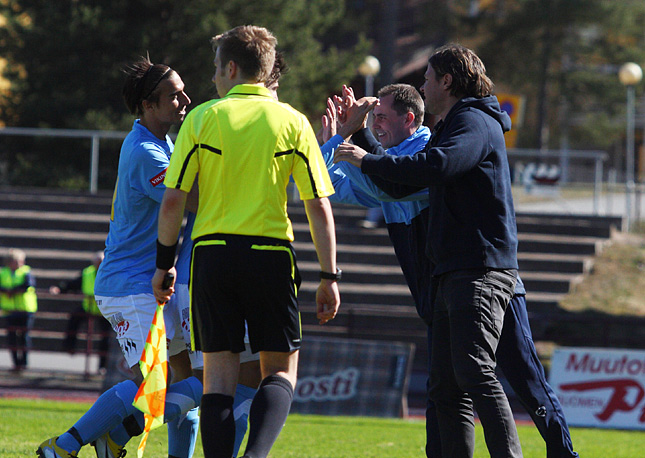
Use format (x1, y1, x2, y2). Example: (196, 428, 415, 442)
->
(243, 375, 294, 458)
(200, 393, 235, 458)
(123, 414, 143, 438)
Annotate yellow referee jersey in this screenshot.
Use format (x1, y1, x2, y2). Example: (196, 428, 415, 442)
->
(165, 84, 334, 242)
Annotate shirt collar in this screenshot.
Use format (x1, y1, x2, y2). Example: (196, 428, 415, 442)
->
(387, 126, 431, 156)
(227, 84, 273, 98)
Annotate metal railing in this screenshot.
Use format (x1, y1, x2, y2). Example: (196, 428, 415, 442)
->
(508, 148, 608, 215)
(0, 128, 632, 219)
(0, 126, 129, 194)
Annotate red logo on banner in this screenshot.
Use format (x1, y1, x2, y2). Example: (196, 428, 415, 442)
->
(560, 379, 645, 422)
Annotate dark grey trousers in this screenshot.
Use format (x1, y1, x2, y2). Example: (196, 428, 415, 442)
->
(428, 268, 523, 458)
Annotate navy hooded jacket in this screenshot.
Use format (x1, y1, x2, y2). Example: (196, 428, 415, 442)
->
(358, 95, 518, 276)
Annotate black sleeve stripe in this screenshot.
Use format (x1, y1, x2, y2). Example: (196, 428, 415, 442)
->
(174, 144, 199, 189)
(174, 143, 220, 189)
(293, 149, 319, 198)
(200, 144, 222, 155)
(274, 149, 294, 158)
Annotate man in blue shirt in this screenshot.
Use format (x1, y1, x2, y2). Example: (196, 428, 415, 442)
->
(38, 57, 257, 458)
(325, 81, 577, 458)
(38, 57, 206, 458)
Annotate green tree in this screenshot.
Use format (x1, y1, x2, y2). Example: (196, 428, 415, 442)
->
(413, 0, 645, 161)
(0, 0, 370, 129)
(462, 0, 645, 156)
(0, 0, 370, 189)
(163, 0, 370, 123)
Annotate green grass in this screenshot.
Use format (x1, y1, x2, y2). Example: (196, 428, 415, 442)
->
(2, 398, 643, 457)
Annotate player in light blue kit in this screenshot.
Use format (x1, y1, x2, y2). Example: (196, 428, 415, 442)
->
(38, 56, 202, 458)
(38, 56, 257, 458)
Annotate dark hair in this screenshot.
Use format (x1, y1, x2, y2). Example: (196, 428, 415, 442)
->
(211, 25, 277, 82)
(428, 44, 494, 99)
(122, 56, 174, 115)
(265, 51, 288, 89)
(377, 84, 425, 128)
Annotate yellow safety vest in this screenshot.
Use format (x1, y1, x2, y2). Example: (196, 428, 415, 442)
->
(0, 265, 38, 313)
(81, 265, 101, 315)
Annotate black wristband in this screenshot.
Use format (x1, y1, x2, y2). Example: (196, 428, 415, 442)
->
(156, 240, 178, 270)
(319, 268, 342, 281)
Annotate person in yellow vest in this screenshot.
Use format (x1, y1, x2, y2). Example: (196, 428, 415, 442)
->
(49, 250, 110, 372)
(0, 248, 37, 372)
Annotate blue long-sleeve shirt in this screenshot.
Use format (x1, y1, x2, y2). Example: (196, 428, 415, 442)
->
(321, 126, 431, 225)
(320, 127, 434, 321)
(358, 96, 519, 277)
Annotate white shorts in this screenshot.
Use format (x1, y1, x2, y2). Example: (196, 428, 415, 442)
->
(96, 293, 177, 368)
(167, 283, 204, 369)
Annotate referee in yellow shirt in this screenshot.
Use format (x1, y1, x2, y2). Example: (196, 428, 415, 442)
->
(152, 25, 340, 458)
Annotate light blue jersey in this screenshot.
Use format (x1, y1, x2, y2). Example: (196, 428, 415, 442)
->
(95, 120, 173, 296)
(321, 126, 431, 224)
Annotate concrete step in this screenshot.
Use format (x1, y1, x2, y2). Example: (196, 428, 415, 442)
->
(516, 211, 622, 229)
(289, 202, 367, 227)
(32, 270, 81, 288)
(299, 280, 414, 306)
(292, 222, 392, 247)
(518, 232, 609, 256)
(297, 260, 407, 285)
(515, 213, 621, 238)
(526, 311, 645, 349)
(518, 252, 592, 274)
(293, 240, 399, 265)
(30, 294, 84, 313)
(0, 189, 113, 214)
(0, 209, 109, 233)
(0, 247, 99, 271)
(524, 292, 567, 314)
(520, 271, 584, 294)
(0, 227, 106, 252)
(0, 330, 109, 354)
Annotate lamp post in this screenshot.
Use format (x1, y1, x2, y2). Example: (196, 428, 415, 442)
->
(358, 55, 381, 97)
(619, 62, 643, 229)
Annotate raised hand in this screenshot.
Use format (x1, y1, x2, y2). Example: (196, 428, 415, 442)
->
(337, 85, 378, 140)
(321, 98, 338, 143)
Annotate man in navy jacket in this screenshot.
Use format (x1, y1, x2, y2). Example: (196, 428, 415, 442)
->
(335, 44, 522, 458)
(326, 81, 577, 456)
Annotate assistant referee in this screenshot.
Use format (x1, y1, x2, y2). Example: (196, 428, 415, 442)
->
(152, 25, 340, 458)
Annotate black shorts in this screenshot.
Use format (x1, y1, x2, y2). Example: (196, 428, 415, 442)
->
(190, 233, 302, 354)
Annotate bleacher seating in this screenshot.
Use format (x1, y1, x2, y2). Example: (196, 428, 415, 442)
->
(1, 187, 637, 406)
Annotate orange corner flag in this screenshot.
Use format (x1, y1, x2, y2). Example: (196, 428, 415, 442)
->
(133, 299, 168, 458)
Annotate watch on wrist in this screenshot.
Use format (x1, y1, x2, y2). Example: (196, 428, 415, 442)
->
(319, 268, 342, 281)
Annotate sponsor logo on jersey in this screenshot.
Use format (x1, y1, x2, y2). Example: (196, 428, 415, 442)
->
(149, 168, 167, 187)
